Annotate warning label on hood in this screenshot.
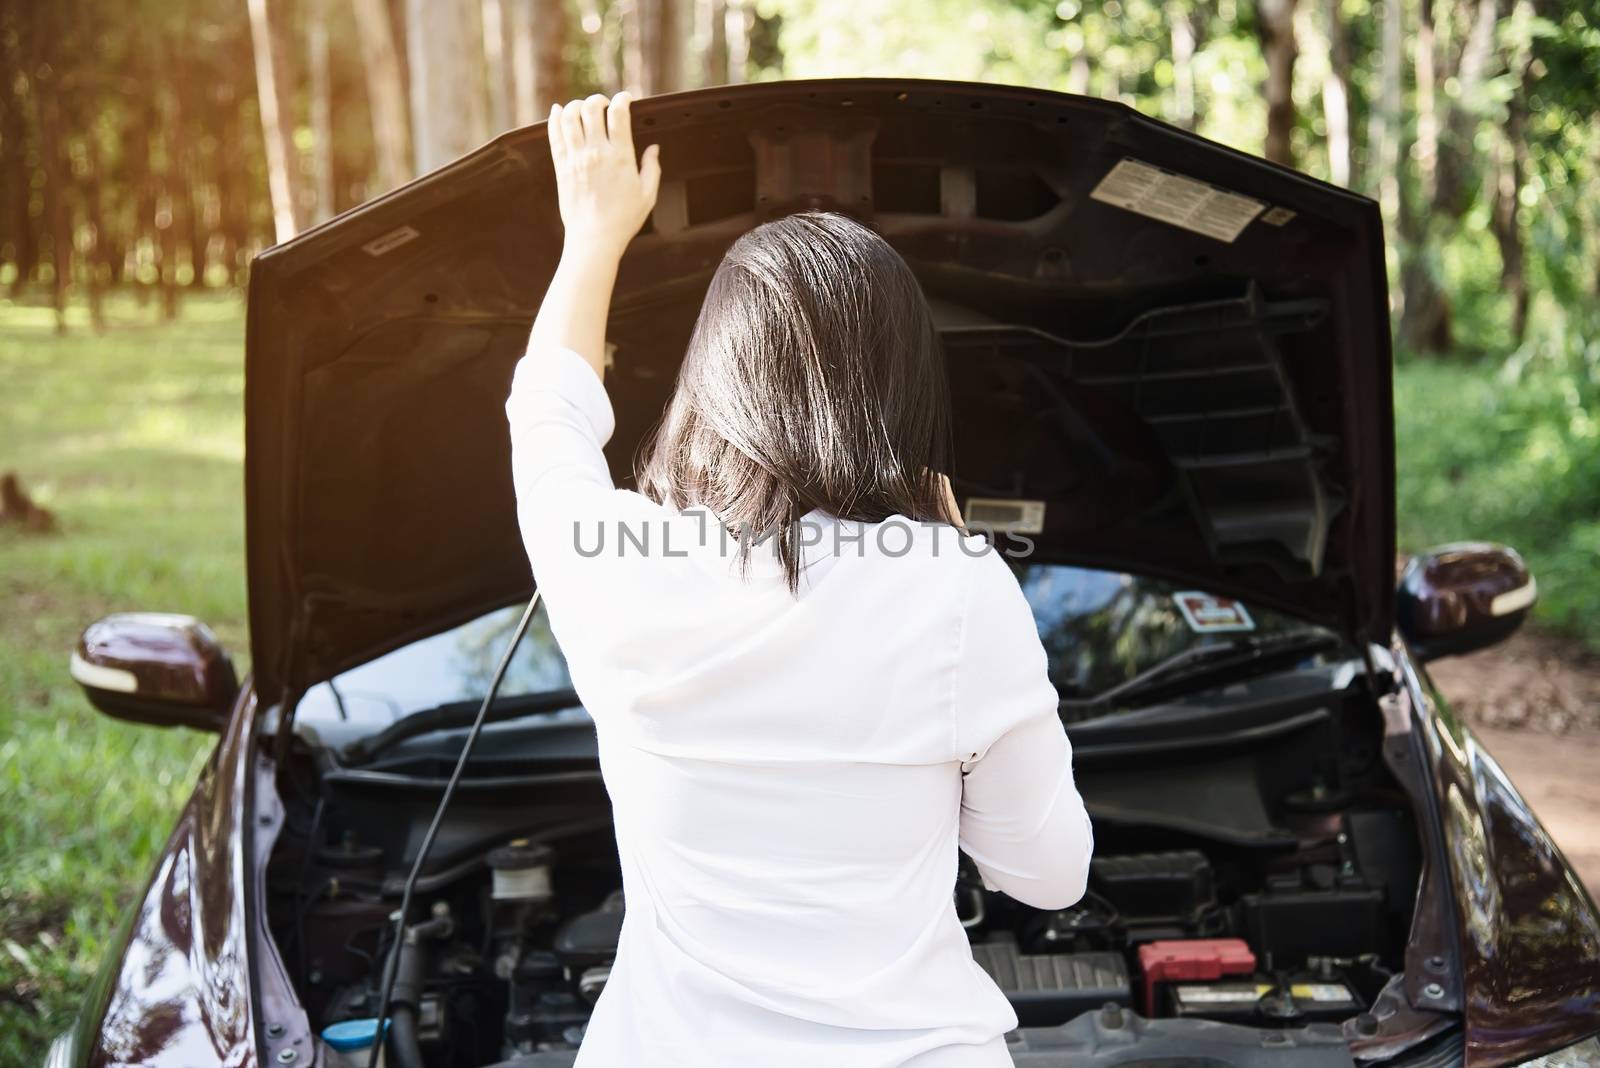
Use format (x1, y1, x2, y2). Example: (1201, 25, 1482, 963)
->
(1090, 158, 1265, 243)
(1174, 592, 1256, 633)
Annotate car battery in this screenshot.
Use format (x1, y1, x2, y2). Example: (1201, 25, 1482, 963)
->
(969, 941, 1132, 1026)
(1165, 975, 1364, 1025)
(1136, 938, 1255, 1013)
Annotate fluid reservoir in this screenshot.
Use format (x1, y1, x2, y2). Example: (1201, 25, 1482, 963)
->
(487, 839, 555, 903)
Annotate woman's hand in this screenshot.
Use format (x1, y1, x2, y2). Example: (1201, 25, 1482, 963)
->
(528, 92, 658, 378)
(549, 92, 662, 260)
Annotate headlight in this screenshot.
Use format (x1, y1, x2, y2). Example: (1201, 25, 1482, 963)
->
(43, 1031, 77, 1068)
(1518, 1035, 1600, 1067)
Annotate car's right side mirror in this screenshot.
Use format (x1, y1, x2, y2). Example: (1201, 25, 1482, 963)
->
(1396, 542, 1536, 661)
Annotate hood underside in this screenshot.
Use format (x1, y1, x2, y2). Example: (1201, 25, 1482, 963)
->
(245, 78, 1395, 704)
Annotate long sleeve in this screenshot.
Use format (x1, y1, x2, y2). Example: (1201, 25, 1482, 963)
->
(503, 341, 624, 626)
(504, 341, 617, 501)
(953, 549, 1093, 911)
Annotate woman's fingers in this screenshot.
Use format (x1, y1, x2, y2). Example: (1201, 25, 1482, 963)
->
(640, 143, 662, 206)
(606, 92, 636, 158)
(579, 93, 609, 145)
(548, 102, 568, 167)
(559, 99, 585, 153)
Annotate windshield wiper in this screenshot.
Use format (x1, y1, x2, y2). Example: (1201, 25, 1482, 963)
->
(339, 688, 581, 766)
(1060, 630, 1339, 714)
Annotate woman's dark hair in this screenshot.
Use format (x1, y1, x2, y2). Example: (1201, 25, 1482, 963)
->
(635, 210, 956, 591)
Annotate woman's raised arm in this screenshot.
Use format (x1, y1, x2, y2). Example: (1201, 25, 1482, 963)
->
(528, 91, 662, 378)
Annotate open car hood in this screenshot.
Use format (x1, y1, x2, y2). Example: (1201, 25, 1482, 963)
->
(245, 78, 1394, 705)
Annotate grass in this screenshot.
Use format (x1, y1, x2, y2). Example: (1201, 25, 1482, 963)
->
(0, 291, 249, 1063)
(1394, 357, 1600, 646)
(0, 291, 1595, 1064)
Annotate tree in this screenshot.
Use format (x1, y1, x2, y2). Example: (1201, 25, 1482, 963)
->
(407, 0, 486, 174)
(1399, 0, 1507, 352)
(482, 0, 514, 134)
(1322, 0, 1353, 185)
(1257, 0, 1300, 167)
(247, 0, 307, 242)
(2, 1, 38, 297)
(310, 0, 336, 223)
(626, 0, 684, 94)
(350, 0, 412, 192)
(703, 0, 729, 86)
(1168, 1, 1197, 131)
(533, 0, 568, 112)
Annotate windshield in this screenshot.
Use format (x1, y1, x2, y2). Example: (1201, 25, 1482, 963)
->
(1011, 564, 1331, 700)
(294, 563, 1336, 731)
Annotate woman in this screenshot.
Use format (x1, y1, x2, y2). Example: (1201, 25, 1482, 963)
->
(505, 91, 1093, 1067)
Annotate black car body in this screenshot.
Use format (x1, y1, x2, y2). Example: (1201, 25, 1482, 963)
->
(58, 79, 1600, 1068)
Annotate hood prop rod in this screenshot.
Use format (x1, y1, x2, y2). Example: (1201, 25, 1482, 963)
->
(367, 589, 542, 1068)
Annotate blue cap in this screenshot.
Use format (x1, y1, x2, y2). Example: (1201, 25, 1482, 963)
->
(321, 1017, 387, 1052)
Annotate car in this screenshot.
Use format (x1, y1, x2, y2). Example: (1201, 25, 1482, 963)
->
(50, 78, 1600, 1068)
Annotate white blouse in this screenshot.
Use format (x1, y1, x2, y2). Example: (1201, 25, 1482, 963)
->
(505, 343, 1094, 1067)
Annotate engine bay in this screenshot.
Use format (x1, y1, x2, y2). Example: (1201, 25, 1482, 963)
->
(266, 685, 1426, 1066)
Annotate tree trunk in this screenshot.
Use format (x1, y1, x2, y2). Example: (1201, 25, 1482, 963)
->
(1168, 2, 1196, 130)
(1322, 0, 1352, 185)
(1399, 0, 1505, 353)
(156, 105, 182, 320)
(216, 94, 244, 284)
(532, 0, 567, 112)
(482, 0, 513, 133)
(36, 59, 70, 333)
(702, 0, 728, 87)
(622, 0, 643, 94)
(725, 0, 750, 84)
(351, 0, 413, 192)
(1492, 1, 1536, 345)
(310, 0, 336, 222)
(509, 0, 565, 121)
(1491, 93, 1529, 344)
(171, 61, 207, 288)
(2, 2, 37, 296)
(1433, 0, 1501, 216)
(1370, 0, 1402, 220)
(1257, 0, 1299, 167)
(460, 0, 490, 143)
(82, 123, 108, 332)
(407, 0, 484, 173)
(133, 75, 159, 306)
(247, 0, 307, 242)
(509, 0, 536, 122)
(1412, 0, 1438, 200)
(645, 0, 684, 93)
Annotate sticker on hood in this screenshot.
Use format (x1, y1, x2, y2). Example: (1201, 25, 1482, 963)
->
(1091, 158, 1265, 243)
(1174, 591, 1256, 633)
(362, 225, 421, 256)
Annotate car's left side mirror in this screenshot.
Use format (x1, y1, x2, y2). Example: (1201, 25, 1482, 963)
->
(1396, 543, 1536, 661)
(70, 613, 239, 731)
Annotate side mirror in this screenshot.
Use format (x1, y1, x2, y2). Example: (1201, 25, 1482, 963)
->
(1397, 543, 1536, 661)
(70, 614, 239, 731)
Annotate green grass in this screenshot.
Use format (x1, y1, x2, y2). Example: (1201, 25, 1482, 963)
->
(1395, 357, 1600, 646)
(0, 292, 249, 1062)
(0, 291, 1595, 1064)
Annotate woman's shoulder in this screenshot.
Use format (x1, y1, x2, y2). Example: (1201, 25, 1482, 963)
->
(841, 517, 1014, 594)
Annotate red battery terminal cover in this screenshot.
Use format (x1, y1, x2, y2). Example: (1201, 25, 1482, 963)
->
(1137, 938, 1257, 1011)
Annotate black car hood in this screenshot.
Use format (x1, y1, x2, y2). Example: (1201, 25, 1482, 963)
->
(245, 78, 1394, 705)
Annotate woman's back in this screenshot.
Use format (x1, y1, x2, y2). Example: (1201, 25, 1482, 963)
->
(508, 346, 1093, 1066)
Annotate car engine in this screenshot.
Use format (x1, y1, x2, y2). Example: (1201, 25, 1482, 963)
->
(268, 757, 1420, 1067)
